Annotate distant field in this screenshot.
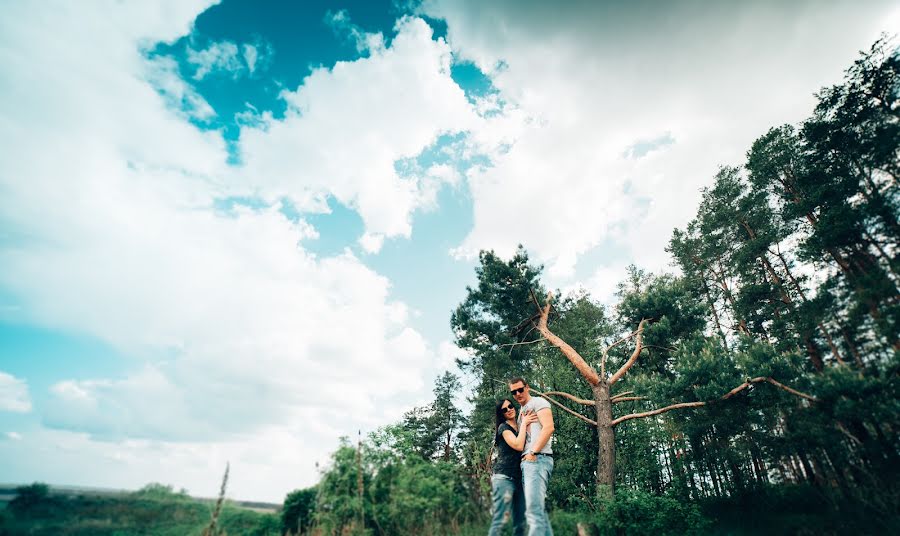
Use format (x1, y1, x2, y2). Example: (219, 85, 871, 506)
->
(0, 483, 282, 535)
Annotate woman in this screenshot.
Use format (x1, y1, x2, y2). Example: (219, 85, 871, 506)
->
(488, 398, 537, 536)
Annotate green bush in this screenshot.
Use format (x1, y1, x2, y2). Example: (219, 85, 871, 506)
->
(591, 489, 712, 536)
(9, 483, 52, 512)
(282, 486, 317, 534)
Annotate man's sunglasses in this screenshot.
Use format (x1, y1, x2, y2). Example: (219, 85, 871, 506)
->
(510, 387, 526, 395)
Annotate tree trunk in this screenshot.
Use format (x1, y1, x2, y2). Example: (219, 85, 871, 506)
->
(594, 382, 615, 501)
(712, 261, 752, 336)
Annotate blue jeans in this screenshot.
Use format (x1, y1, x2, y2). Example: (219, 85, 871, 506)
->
(488, 474, 526, 536)
(521, 456, 554, 536)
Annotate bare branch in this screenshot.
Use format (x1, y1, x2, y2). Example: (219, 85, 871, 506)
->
(608, 319, 648, 385)
(607, 327, 644, 354)
(720, 377, 817, 402)
(528, 289, 544, 315)
(611, 396, 646, 404)
(498, 338, 547, 349)
(539, 390, 595, 406)
(510, 312, 542, 337)
(601, 328, 642, 378)
(531, 388, 598, 426)
(611, 401, 706, 426)
(720, 378, 758, 400)
(836, 421, 863, 445)
(535, 292, 602, 385)
(762, 377, 817, 402)
(610, 391, 634, 399)
(611, 376, 817, 426)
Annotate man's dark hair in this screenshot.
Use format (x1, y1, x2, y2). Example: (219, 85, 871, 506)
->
(508, 377, 528, 387)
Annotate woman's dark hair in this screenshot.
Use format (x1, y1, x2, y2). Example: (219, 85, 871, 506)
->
(495, 398, 516, 430)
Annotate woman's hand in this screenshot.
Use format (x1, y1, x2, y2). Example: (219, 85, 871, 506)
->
(521, 411, 539, 426)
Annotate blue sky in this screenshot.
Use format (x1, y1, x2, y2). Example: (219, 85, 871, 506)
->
(1, 0, 897, 502)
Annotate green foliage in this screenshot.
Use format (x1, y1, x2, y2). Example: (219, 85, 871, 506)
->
(282, 486, 317, 534)
(591, 490, 712, 536)
(374, 459, 473, 534)
(313, 438, 366, 534)
(9, 483, 52, 512)
(704, 483, 900, 535)
(312, 373, 479, 535)
(400, 372, 465, 462)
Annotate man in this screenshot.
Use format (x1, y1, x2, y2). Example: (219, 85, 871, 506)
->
(511, 377, 555, 536)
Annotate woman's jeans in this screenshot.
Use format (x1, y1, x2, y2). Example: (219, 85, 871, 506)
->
(488, 473, 526, 536)
(521, 456, 554, 536)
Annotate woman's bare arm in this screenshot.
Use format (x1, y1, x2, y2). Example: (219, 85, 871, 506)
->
(502, 413, 537, 451)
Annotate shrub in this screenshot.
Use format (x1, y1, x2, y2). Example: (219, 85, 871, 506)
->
(592, 489, 712, 536)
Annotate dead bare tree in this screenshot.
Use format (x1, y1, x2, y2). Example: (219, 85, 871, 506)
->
(528, 291, 816, 500)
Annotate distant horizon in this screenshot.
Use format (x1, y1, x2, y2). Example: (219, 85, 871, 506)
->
(0, 481, 282, 507)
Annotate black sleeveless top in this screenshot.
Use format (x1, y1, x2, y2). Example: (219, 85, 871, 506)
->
(493, 422, 522, 479)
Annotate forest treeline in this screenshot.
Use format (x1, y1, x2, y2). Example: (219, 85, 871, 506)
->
(3, 38, 897, 536)
(287, 38, 899, 536)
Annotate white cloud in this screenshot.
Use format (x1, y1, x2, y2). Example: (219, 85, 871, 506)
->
(436, 340, 468, 371)
(235, 16, 479, 248)
(328, 9, 387, 54)
(0, 372, 31, 413)
(6, 432, 23, 441)
(570, 264, 628, 308)
(0, 425, 323, 502)
(188, 40, 242, 80)
(0, 0, 448, 501)
(423, 0, 900, 279)
(187, 38, 273, 80)
(145, 54, 216, 120)
(241, 41, 273, 75)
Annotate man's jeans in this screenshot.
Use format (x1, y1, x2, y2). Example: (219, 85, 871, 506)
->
(521, 456, 554, 536)
(488, 474, 526, 536)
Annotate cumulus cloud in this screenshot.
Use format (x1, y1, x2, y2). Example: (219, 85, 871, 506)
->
(0, 0, 450, 499)
(422, 0, 900, 279)
(235, 16, 479, 252)
(0, 372, 31, 413)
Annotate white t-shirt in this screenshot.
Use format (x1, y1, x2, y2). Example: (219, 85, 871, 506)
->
(517, 396, 553, 455)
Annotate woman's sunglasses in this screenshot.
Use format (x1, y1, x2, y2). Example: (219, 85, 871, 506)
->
(502, 405, 515, 412)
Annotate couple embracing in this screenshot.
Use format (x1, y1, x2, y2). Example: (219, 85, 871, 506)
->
(489, 377, 555, 536)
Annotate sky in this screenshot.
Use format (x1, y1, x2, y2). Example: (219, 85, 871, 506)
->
(0, 0, 897, 503)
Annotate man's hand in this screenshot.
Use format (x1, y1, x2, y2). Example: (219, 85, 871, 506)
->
(522, 452, 537, 462)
